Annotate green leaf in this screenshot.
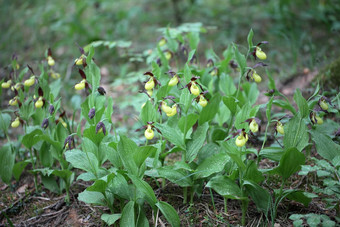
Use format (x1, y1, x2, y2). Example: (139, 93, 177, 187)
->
(180, 85, 192, 112)
(293, 89, 309, 118)
(13, 160, 31, 181)
(101, 214, 121, 226)
(154, 123, 185, 149)
(259, 147, 284, 162)
(210, 128, 227, 143)
(285, 190, 312, 207)
(165, 28, 178, 52)
(197, 143, 220, 163)
(129, 175, 157, 207)
(283, 115, 309, 151)
(234, 103, 251, 130)
(156, 201, 180, 227)
(22, 128, 43, 149)
(243, 180, 271, 215)
(272, 99, 296, 114)
(39, 142, 53, 167)
(244, 161, 264, 183)
(134, 145, 157, 169)
(310, 130, 340, 161)
(86, 45, 95, 62)
(219, 74, 236, 96)
(266, 97, 274, 124)
(247, 29, 254, 51)
(307, 215, 321, 227)
(0, 113, 11, 133)
(233, 43, 247, 76)
(157, 166, 192, 187)
(274, 147, 305, 180)
(117, 135, 138, 176)
(178, 113, 198, 135)
(187, 50, 196, 67)
(65, 149, 99, 175)
(105, 97, 114, 123)
(186, 123, 209, 163)
(194, 153, 229, 179)
(206, 175, 245, 200)
(136, 208, 149, 227)
(106, 141, 123, 168)
(41, 175, 60, 194)
(188, 32, 200, 50)
(82, 137, 99, 159)
(198, 94, 221, 125)
(85, 60, 101, 92)
(220, 140, 246, 171)
(78, 190, 105, 205)
(109, 173, 132, 200)
(223, 96, 238, 115)
(140, 100, 157, 124)
(0, 144, 15, 183)
(120, 201, 135, 227)
(87, 179, 109, 194)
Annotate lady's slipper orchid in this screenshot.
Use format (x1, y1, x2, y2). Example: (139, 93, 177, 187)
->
(11, 117, 20, 128)
(144, 124, 155, 140)
(235, 129, 248, 147)
(1, 80, 12, 89)
(24, 76, 35, 87)
(275, 121, 284, 135)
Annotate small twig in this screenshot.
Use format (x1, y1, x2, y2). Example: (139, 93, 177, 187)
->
(25, 206, 67, 223)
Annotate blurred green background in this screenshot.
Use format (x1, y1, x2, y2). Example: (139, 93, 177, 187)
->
(1, 0, 340, 80)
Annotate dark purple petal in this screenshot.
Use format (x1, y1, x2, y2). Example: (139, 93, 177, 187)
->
(41, 118, 49, 129)
(49, 105, 55, 114)
(96, 121, 106, 135)
(97, 86, 106, 95)
(88, 108, 96, 119)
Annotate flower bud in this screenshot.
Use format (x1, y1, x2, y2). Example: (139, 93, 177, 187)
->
(49, 105, 55, 114)
(64, 135, 74, 150)
(88, 108, 96, 119)
(41, 118, 49, 129)
(96, 121, 106, 135)
(97, 86, 106, 95)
